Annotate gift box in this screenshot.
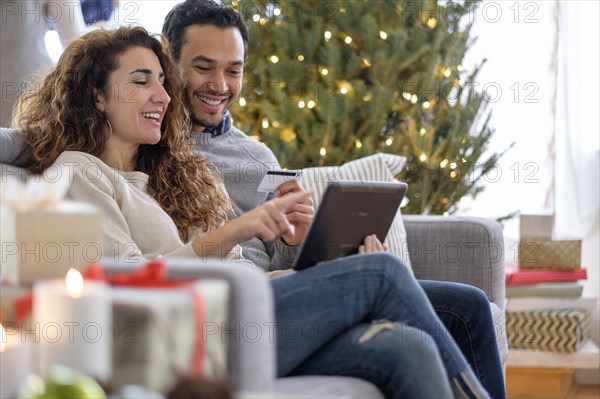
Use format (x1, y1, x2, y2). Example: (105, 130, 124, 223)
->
(1, 201, 103, 286)
(518, 239, 581, 269)
(520, 211, 554, 239)
(111, 280, 230, 393)
(506, 308, 591, 353)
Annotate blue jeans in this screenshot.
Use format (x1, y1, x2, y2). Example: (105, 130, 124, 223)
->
(270, 253, 490, 399)
(420, 280, 506, 399)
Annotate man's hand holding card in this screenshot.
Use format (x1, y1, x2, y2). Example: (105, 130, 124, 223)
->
(258, 170, 314, 246)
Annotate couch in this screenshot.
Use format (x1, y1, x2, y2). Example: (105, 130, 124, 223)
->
(102, 214, 507, 398)
(1, 149, 507, 397)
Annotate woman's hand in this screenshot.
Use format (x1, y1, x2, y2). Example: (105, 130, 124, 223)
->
(191, 191, 311, 259)
(358, 234, 389, 254)
(231, 190, 312, 243)
(275, 180, 314, 246)
(266, 268, 296, 279)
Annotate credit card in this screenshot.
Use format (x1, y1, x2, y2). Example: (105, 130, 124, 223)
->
(257, 170, 302, 192)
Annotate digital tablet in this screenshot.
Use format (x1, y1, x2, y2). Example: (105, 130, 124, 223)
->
(293, 181, 407, 270)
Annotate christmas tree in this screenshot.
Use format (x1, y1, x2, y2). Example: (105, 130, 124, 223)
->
(225, 0, 507, 215)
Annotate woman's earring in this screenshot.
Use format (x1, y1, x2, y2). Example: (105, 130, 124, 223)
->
(106, 119, 113, 136)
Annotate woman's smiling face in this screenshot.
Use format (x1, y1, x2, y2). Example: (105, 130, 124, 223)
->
(96, 46, 171, 148)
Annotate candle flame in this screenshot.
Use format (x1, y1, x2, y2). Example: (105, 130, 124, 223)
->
(0, 324, 5, 352)
(66, 268, 84, 298)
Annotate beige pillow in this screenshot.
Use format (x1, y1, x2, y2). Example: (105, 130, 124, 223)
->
(299, 153, 412, 272)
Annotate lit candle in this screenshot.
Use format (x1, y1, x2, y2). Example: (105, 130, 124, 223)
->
(0, 323, 31, 398)
(33, 268, 112, 383)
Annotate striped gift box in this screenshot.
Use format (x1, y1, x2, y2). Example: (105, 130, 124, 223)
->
(506, 308, 590, 353)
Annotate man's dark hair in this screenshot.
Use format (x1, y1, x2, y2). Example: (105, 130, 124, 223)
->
(162, 0, 249, 62)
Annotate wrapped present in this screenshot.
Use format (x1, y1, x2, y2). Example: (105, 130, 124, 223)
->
(505, 267, 587, 286)
(506, 308, 590, 353)
(1, 177, 103, 286)
(111, 280, 229, 393)
(505, 282, 584, 298)
(518, 239, 581, 269)
(520, 211, 554, 239)
(88, 262, 230, 394)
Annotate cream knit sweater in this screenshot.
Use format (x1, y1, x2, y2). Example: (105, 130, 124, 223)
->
(53, 151, 250, 265)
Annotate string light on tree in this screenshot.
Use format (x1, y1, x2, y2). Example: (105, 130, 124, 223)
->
(298, 54, 304, 61)
(344, 36, 352, 44)
(273, 7, 281, 16)
(320, 147, 327, 156)
(379, 31, 388, 40)
(252, 14, 260, 22)
(402, 92, 412, 100)
(355, 139, 362, 149)
(444, 68, 452, 77)
(411, 94, 418, 104)
(422, 101, 431, 109)
(419, 153, 427, 162)
(427, 18, 437, 29)
(420, 128, 427, 135)
(307, 100, 316, 109)
(261, 118, 269, 129)
(440, 159, 449, 168)
(280, 128, 295, 142)
(239, 97, 246, 107)
(320, 68, 329, 76)
(324, 31, 332, 41)
(269, 55, 279, 63)
(362, 58, 372, 68)
(298, 100, 306, 109)
(385, 137, 394, 146)
(339, 81, 352, 95)
(260, 18, 268, 25)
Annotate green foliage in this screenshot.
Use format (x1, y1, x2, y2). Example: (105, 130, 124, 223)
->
(225, 0, 505, 215)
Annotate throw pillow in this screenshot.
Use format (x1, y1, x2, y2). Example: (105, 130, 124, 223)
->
(299, 153, 412, 272)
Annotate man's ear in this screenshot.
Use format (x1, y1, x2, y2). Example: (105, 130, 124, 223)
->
(94, 88, 106, 112)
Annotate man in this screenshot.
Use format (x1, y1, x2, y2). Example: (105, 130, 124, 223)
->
(162, 2, 310, 273)
(0, 1, 505, 396)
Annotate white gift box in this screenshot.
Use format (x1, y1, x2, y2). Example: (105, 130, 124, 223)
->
(111, 280, 229, 393)
(519, 211, 555, 239)
(1, 201, 103, 286)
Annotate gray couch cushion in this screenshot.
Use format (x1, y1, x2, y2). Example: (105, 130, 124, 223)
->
(269, 376, 384, 398)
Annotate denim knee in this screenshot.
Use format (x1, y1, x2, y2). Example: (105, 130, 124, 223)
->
(363, 323, 451, 396)
(363, 252, 412, 279)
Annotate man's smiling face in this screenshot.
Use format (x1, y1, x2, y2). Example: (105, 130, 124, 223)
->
(178, 24, 244, 132)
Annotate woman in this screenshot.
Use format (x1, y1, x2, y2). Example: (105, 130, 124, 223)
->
(16, 26, 490, 399)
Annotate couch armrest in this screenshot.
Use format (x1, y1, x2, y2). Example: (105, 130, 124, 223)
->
(403, 215, 505, 311)
(101, 259, 276, 392)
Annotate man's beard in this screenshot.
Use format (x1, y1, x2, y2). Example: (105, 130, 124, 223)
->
(190, 111, 222, 130)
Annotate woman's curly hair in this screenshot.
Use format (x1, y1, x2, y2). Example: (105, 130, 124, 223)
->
(15, 26, 232, 241)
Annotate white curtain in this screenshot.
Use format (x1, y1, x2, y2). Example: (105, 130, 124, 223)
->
(555, 1, 600, 385)
(554, 0, 600, 238)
